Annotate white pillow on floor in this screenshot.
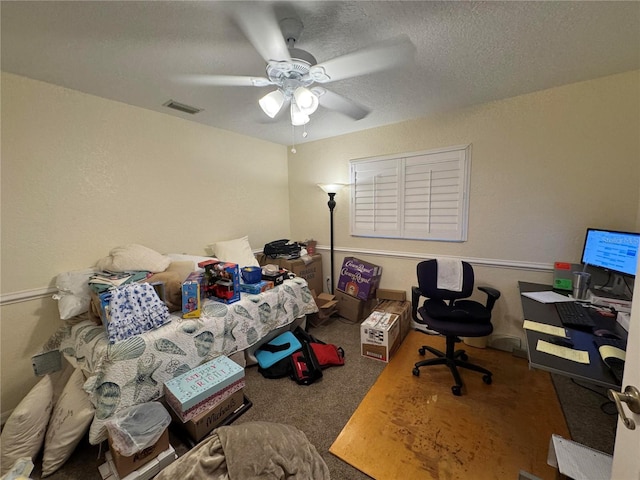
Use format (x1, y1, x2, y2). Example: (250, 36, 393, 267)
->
(0, 376, 54, 476)
(41, 369, 95, 477)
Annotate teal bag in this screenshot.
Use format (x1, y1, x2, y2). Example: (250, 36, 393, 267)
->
(255, 331, 302, 369)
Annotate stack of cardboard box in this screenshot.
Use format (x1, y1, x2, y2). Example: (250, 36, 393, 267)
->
(360, 289, 412, 363)
(335, 257, 382, 323)
(164, 355, 248, 442)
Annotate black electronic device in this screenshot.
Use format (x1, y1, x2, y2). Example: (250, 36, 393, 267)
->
(581, 228, 639, 298)
(593, 329, 622, 340)
(555, 302, 596, 330)
(548, 337, 574, 349)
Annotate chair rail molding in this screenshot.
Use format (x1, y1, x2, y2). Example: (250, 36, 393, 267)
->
(315, 245, 553, 272)
(1, 248, 552, 306)
(0, 287, 57, 306)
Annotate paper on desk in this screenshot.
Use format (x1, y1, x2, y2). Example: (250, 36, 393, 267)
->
(547, 434, 612, 480)
(522, 291, 574, 303)
(537, 339, 590, 364)
(523, 320, 567, 337)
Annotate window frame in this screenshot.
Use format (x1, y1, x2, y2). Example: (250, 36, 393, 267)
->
(349, 144, 471, 242)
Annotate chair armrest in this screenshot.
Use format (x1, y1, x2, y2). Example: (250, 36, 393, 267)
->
(411, 286, 423, 322)
(478, 286, 501, 312)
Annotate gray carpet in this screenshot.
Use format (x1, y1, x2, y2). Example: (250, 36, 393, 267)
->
(28, 317, 617, 479)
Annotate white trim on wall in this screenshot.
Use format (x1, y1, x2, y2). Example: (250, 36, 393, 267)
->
(315, 245, 553, 272)
(0, 287, 57, 306)
(0, 248, 552, 306)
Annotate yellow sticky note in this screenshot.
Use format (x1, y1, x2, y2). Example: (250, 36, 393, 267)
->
(536, 340, 590, 364)
(523, 320, 567, 338)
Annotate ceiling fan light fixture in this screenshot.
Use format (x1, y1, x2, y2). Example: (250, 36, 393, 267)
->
(290, 103, 310, 126)
(293, 87, 319, 115)
(259, 90, 285, 118)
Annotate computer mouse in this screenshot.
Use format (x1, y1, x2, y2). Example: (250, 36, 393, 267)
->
(549, 337, 574, 348)
(593, 329, 621, 340)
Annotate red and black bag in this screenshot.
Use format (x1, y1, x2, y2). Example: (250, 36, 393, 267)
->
(290, 340, 323, 385)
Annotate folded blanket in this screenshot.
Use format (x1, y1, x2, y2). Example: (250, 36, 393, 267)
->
(154, 421, 330, 480)
(436, 258, 463, 292)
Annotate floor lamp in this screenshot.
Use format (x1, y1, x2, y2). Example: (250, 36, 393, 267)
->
(318, 183, 345, 294)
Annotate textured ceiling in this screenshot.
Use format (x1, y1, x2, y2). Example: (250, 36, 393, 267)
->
(2, 1, 639, 146)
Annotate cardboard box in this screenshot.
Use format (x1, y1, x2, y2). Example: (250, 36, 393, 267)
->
(265, 254, 324, 294)
(164, 355, 244, 412)
(107, 428, 170, 479)
(376, 289, 407, 302)
(307, 290, 338, 327)
(374, 299, 411, 345)
(199, 260, 241, 304)
(335, 289, 378, 323)
(239, 280, 273, 294)
(337, 257, 382, 300)
(181, 271, 204, 319)
(100, 444, 176, 480)
(166, 378, 245, 423)
(360, 311, 401, 363)
(169, 388, 245, 442)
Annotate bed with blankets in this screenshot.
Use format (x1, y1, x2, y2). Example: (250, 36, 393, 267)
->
(43, 243, 319, 445)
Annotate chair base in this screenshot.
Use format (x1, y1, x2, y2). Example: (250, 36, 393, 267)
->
(412, 335, 492, 396)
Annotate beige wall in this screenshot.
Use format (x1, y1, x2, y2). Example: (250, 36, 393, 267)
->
(1, 73, 290, 416)
(288, 70, 640, 349)
(1, 70, 639, 418)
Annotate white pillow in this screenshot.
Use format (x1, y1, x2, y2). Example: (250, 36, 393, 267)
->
(0, 377, 54, 476)
(209, 236, 259, 268)
(52, 268, 97, 320)
(41, 369, 95, 477)
(95, 244, 171, 273)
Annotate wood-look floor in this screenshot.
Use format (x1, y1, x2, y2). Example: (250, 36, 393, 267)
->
(330, 330, 570, 480)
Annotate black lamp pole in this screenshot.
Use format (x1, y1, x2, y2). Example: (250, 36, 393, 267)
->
(327, 192, 337, 294)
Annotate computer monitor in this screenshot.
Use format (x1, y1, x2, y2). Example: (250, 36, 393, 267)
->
(581, 227, 639, 297)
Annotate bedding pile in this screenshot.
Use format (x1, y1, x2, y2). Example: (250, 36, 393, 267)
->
(46, 278, 317, 444)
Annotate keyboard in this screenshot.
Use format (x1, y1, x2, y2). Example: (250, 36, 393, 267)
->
(555, 302, 596, 329)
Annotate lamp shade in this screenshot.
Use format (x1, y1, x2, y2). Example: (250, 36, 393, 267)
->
(259, 90, 285, 118)
(291, 103, 310, 126)
(294, 87, 319, 115)
(318, 183, 346, 194)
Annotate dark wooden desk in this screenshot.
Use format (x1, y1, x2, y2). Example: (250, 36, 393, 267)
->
(519, 281, 626, 391)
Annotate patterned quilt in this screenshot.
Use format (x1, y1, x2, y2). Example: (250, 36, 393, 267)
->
(45, 277, 318, 444)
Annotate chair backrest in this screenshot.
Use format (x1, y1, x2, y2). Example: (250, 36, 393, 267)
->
(416, 259, 474, 301)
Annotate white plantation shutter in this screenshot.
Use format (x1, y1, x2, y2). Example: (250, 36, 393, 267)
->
(350, 145, 470, 241)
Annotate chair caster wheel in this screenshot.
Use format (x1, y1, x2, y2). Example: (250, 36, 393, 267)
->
(412, 367, 420, 377)
(483, 375, 492, 385)
(451, 385, 462, 396)
(418, 347, 426, 356)
(460, 353, 468, 361)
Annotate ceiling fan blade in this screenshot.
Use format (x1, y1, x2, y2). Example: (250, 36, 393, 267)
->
(230, 3, 292, 63)
(315, 88, 371, 121)
(174, 74, 272, 87)
(310, 35, 416, 83)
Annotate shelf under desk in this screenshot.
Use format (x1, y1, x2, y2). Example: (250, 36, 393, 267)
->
(519, 281, 626, 391)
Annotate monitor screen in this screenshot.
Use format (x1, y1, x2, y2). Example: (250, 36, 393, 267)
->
(581, 228, 640, 277)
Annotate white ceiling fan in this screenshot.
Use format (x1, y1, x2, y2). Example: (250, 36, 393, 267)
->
(178, 3, 416, 129)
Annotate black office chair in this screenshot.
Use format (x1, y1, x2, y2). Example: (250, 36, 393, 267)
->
(411, 259, 501, 395)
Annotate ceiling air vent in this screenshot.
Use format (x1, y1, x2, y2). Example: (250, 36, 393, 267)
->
(163, 100, 203, 115)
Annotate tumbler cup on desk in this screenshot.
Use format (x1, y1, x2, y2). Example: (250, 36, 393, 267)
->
(572, 272, 591, 300)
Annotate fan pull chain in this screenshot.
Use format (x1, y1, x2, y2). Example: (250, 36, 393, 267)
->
(291, 124, 297, 154)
